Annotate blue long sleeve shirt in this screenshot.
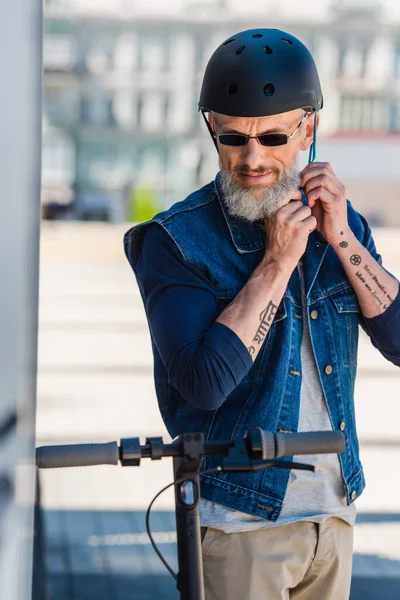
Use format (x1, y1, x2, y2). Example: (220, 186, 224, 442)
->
(134, 222, 400, 411)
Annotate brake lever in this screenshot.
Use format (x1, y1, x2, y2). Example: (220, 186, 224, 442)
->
(219, 458, 315, 473)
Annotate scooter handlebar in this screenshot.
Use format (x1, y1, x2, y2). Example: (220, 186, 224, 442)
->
(259, 430, 345, 460)
(36, 441, 119, 468)
(35, 430, 345, 469)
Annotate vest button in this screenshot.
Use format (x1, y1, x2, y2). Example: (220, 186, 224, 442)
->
(351, 490, 356, 500)
(310, 310, 319, 320)
(339, 421, 346, 431)
(325, 365, 333, 375)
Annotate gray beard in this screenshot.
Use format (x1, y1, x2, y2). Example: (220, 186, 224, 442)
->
(219, 162, 301, 223)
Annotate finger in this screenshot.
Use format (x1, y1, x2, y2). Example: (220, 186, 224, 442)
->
(301, 166, 333, 188)
(280, 199, 303, 215)
(307, 187, 336, 208)
(302, 215, 318, 233)
(303, 174, 337, 196)
(285, 188, 302, 203)
(289, 205, 312, 222)
(301, 161, 333, 176)
(289, 188, 303, 201)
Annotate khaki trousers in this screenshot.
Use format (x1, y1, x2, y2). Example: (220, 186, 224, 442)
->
(202, 517, 353, 600)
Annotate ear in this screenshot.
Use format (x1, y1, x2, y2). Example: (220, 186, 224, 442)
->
(207, 111, 215, 132)
(299, 112, 320, 151)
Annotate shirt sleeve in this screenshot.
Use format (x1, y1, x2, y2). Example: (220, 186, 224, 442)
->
(357, 212, 400, 367)
(131, 222, 253, 409)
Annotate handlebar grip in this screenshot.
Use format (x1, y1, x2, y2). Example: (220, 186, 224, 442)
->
(36, 442, 119, 468)
(274, 431, 345, 458)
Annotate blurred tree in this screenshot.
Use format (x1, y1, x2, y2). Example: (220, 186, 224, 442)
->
(127, 184, 160, 222)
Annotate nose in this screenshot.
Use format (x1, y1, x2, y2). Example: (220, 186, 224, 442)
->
(241, 137, 267, 170)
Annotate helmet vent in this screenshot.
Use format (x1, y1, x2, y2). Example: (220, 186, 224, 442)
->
(223, 38, 235, 46)
(227, 83, 238, 96)
(263, 83, 275, 97)
(263, 46, 273, 55)
(235, 46, 246, 55)
(281, 38, 293, 45)
(252, 34, 263, 38)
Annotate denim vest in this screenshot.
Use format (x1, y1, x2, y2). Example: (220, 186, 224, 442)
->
(124, 172, 367, 521)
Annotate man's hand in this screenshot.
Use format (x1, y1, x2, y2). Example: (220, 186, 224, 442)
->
(300, 162, 349, 245)
(263, 188, 317, 275)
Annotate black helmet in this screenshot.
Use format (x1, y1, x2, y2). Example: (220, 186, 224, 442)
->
(198, 28, 323, 118)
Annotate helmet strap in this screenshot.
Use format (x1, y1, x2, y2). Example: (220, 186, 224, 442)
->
(200, 108, 220, 154)
(308, 110, 318, 164)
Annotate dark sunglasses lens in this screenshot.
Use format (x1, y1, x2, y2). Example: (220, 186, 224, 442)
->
(259, 134, 288, 147)
(218, 134, 247, 146)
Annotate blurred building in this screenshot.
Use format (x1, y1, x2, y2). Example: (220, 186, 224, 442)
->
(42, 0, 400, 224)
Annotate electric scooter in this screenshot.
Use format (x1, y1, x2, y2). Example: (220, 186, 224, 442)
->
(36, 427, 344, 600)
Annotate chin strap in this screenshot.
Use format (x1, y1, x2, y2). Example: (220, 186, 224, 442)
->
(200, 107, 220, 154)
(308, 110, 318, 164)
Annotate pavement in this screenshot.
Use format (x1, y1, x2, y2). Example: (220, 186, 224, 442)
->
(36, 221, 400, 599)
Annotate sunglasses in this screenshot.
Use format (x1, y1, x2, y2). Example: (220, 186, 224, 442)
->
(213, 112, 312, 147)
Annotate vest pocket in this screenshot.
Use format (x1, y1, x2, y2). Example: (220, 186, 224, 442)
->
(330, 288, 360, 365)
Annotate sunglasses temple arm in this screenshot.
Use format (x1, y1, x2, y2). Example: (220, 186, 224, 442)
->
(200, 108, 220, 154)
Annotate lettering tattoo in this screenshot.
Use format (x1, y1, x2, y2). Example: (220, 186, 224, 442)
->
(247, 346, 255, 355)
(355, 263, 395, 310)
(363, 264, 387, 294)
(250, 300, 278, 350)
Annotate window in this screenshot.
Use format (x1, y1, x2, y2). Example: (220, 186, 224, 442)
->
(43, 34, 76, 71)
(44, 87, 78, 125)
(42, 134, 75, 186)
(394, 40, 400, 79)
(140, 37, 164, 72)
(389, 99, 400, 131)
(340, 95, 388, 131)
(140, 92, 164, 131)
(113, 91, 136, 127)
(79, 91, 110, 126)
(114, 34, 137, 70)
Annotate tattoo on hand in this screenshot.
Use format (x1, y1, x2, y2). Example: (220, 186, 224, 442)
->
(350, 254, 361, 266)
(251, 300, 278, 346)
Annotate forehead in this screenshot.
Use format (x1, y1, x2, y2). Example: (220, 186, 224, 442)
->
(213, 109, 300, 131)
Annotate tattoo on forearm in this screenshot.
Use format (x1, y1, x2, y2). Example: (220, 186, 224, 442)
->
(350, 254, 361, 266)
(355, 263, 395, 310)
(337, 247, 395, 311)
(250, 300, 278, 350)
(363, 265, 387, 294)
(247, 346, 255, 355)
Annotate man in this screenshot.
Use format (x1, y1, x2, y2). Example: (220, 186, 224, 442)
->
(124, 29, 400, 599)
